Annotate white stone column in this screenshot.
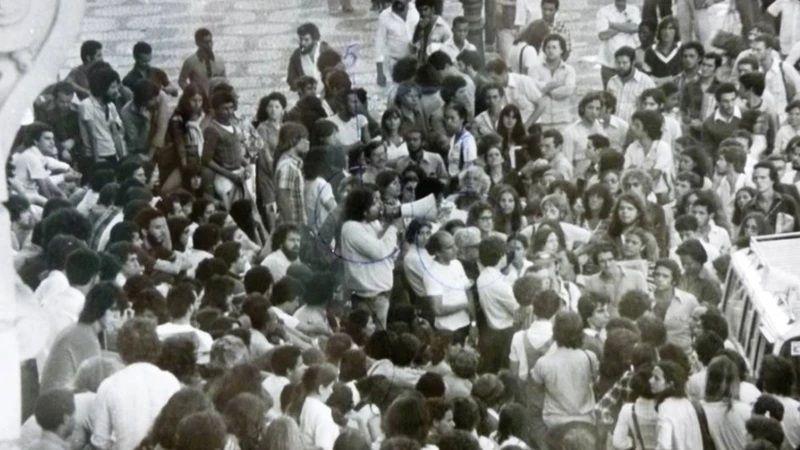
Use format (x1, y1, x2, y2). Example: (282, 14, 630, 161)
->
(0, 0, 86, 445)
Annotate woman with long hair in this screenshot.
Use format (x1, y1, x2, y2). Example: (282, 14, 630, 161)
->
(581, 183, 613, 232)
(493, 185, 527, 235)
(642, 16, 682, 83)
(159, 84, 208, 192)
(287, 363, 340, 450)
(381, 107, 408, 163)
(304, 147, 337, 233)
(735, 211, 770, 248)
(649, 360, 704, 450)
(137, 388, 213, 449)
(731, 186, 757, 226)
(493, 402, 530, 448)
(701, 355, 750, 449)
(612, 364, 659, 450)
(602, 193, 659, 261)
(479, 134, 508, 187)
(497, 104, 527, 169)
(473, 84, 505, 138)
(252, 92, 287, 231)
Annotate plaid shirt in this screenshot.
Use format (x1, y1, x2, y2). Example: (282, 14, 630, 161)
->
(594, 369, 634, 427)
(276, 153, 307, 225)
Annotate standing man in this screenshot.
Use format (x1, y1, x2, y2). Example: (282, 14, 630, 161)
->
(701, 83, 741, 158)
(202, 91, 247, 209)
(597, 0, 641, 88)
(606, 46, 655, 123)
(340, 186, 399, 328)
(65, 40, 103, 99)
(485, 58, 543, 127)
(439, 16, 478, 61)
(422, 231, 474, 344)
(581, 243, 647, 315)
(375, 0, 419, 87)
(681, 52, 721, 133)
(477, 236, 519, 373)
(275, 122, 310, 225)
(178, 28, 226, 95)
(287, 23, 330, 92)
(413, 0, 452, 63)
(122, 41, 178, 96)
(78, 66, 126, 166)
(674, 42, 704, 93)
(523, 0, 572, 56)
(562, 92, 604, 180)
(746, 161, 800, 233)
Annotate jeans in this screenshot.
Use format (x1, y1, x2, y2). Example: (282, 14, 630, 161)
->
(642, 0, 673, 25)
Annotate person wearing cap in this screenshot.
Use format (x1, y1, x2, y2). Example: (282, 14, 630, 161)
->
(675, 238, 722, 305)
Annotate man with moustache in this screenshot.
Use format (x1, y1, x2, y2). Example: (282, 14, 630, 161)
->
(78, 65, 126, 165)
(287, 23, 331, 92)
(606, 46, 655, 123)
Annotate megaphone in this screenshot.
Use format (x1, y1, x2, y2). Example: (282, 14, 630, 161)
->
(400, 194, 438, 220)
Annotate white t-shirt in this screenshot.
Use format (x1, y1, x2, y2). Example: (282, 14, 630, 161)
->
(305, 177, 335, 231)
(422, 259, 472, 331)
(330, 114, 368, 146)
(261, 249, 292, 283)
(447, 131, 478, 177)
(156, 322, 214, 364)
(271, 306, 300, 329)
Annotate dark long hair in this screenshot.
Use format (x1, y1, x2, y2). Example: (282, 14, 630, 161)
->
(286, 363, 338, 420)
(582, 183, 614, 222)
(607, 193, 651, 239)
(497, 104, 527, 152)
(172, 84, 208, 129)
(492, 185, 524, 234)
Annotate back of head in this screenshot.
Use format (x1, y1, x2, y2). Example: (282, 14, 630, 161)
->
(334, 429, 371, 450)
(380, 437, 422, 450)
(73, 356, 124, 393)
(117, 317, 161, 364)
(553, 311, 584, 348)
(746, 416, 785, 448)
(438, 430, 481, 450)
(35, 389, 75, 432)
(65, 248, 101, 286)
(175, 411, 228, 450)
(79, 281, 121, 324)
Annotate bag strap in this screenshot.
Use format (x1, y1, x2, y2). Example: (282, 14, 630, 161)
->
(519, 44, 529, 74)
(690, 400, 717, 450)
(631, 403, 646, 450)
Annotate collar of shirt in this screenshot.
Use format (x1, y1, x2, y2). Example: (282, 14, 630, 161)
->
(713, 106, 741, 123)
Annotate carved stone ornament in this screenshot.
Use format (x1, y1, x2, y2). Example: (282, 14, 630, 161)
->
(0, 0, 86, 446)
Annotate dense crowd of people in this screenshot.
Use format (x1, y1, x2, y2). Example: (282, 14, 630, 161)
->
(9, 0, 800, 448)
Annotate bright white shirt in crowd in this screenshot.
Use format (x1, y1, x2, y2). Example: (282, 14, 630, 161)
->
(439, 38, 477, 62)
(341, 221, 397, 297)
(776, 395, 800, 448)
(271, 306, 300, 329)
(600, 114, 629, 151)
(624, 139, 673, 195)
(299, 396, 340, 450)
(403, 245, 433, 297)
(508, 321, 553, 380)
(607, 69, 655, 123)
(422, 258, 472, 331)
(306, 177, 335, 231)
(701, 400, 750, 450)
(261, 248, 292, 283)
(12, 146, 71, 197)
(514, 0, 541, 27)
(530, 60, 576, 125)
(330, 114, 368, 147)
(653, 397, 703, 450)
(561, 119, 602, 176)
(503, 73, 542, 125)
(375, 3, 420, 63)
(96, 211, 123, 251)
(34, 270, 70, 306)
(612, 398, 658, 450)
(507, 42, 541, 77)
(156, 322, 213, 364)
(701, 221, 731, 256)
(262, 374, 290, 416)
(91, 362, 180, 450)
(596, 3, 641, 67)
(477, 266, 519, 330)
(768, 0, 800, 55)
(447, 131, 478, 177)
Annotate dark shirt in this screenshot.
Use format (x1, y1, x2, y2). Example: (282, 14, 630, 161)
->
(202, 121, 244, 171)
(701, 114, 741, 160)
(35, 103, 81, 157)
(643, 45, 682, 79)
(122, 66, 171, 91)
